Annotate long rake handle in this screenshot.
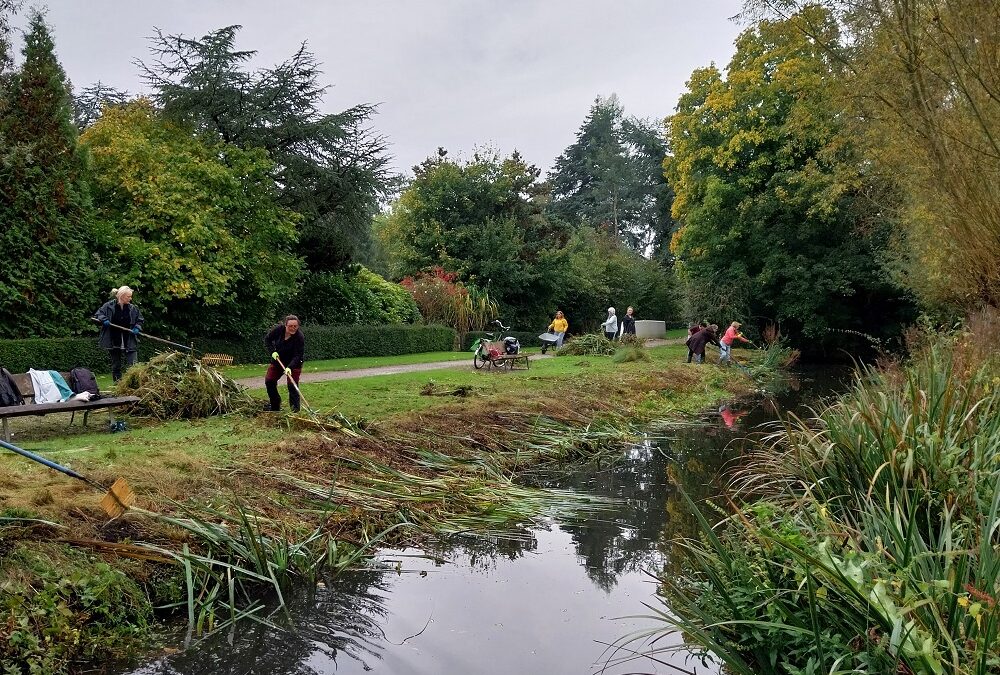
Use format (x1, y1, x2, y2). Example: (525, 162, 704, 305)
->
(272, 355, 314, 414)
(0, 438, 99, 488)
(94, 318, 193, 352)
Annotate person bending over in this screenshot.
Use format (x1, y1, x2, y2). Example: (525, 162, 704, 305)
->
(264, 315, 305, 412)
(719, 321, 751, 365)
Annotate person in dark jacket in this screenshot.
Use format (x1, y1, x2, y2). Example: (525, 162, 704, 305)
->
(264, 315, 305, 412)
(94, 286, 144, 382)
(685, 321, 708, 363)
(620, 306, 637, 336)
(687, 324, 720, 364)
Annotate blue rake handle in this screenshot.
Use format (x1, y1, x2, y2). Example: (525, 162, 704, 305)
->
(0, 438, 102, 489)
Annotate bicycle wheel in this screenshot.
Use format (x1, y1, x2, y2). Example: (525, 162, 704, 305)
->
(473, 351, 487, 369)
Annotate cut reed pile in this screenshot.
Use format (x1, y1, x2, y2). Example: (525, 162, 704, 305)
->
(118, 351, 255, 419)
(557, 333, 617, 356)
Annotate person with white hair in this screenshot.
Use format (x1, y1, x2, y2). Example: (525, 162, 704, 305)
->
(94, 286, 144, 381)
(601, 307, 618, 340)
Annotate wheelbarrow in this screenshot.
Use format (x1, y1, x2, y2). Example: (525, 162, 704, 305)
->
(538, 332, 561, 354)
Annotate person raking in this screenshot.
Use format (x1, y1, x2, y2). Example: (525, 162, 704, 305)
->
(94, 286, 143, 382)
(719, 321, 751, 365)
(264, 315, 305, 413)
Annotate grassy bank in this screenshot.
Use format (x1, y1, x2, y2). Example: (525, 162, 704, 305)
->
(651, 323, 1000, 673)
(0, 343, 753, 671)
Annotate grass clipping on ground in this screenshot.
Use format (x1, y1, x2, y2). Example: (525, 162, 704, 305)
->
(117, 351, 255, 419)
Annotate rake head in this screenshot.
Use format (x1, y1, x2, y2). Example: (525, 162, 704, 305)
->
(99, 477, 137, 518)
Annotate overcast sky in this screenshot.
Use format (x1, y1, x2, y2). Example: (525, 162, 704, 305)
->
(13, 1, 745, 176)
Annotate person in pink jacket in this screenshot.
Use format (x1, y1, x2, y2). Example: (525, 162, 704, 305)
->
(719, 321, 751, 364)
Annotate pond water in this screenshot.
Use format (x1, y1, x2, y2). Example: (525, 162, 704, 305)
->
(123, 367, 849, 675)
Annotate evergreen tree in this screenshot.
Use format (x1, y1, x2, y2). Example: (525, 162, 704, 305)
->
(73, 81, 130, 130)
(548, 95, 674, 254)
(139, 26, 394, 272)
(0, 10, 100, 336)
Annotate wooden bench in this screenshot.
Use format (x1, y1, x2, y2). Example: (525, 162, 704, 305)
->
(0, 372, 140, 442)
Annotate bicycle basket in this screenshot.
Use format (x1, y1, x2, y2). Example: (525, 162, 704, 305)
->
(488, 347, 503, 359)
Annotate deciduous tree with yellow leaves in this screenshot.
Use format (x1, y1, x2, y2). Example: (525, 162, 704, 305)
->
(666, 6, 914, 349)
(81, 100, 302, 335)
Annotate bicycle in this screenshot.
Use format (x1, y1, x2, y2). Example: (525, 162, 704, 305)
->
(471, 320, 520, 370)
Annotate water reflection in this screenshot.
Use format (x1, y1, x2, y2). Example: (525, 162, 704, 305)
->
(120, 367, 849, 675)
(128, 568, 391, 675)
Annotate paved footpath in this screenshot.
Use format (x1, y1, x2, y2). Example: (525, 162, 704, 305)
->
(235, 337, 678, 389)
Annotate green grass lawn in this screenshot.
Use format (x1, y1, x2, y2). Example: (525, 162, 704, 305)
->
(273, 343, 727, 419)
(14, 343, 714, 454)
(95, 349, 477, 389)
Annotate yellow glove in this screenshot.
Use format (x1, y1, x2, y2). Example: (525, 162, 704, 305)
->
(284, 367, 292, 376)
(271, 352, 279, 361)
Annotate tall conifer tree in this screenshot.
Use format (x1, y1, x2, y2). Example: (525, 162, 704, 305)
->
(0, 11, 99, 335)
(548, 95, 674, 254)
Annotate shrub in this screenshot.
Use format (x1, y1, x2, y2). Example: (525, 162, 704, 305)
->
(401, 267, 499, 337)
(0, 336, 108, 374)
(290, 266, 421, 326)
(553, 229, 680, 333)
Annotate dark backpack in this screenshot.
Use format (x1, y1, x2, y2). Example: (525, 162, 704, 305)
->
(69, 367, 100, 396)
(0, 367, 24, 407)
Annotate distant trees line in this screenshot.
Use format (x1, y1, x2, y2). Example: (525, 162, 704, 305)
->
(5, 2, 981, 352)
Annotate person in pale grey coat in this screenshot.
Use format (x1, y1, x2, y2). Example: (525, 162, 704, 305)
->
(601, 307, 618, 340)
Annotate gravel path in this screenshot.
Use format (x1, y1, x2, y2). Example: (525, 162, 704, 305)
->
(235, 337, 679, 389)
(237, 358, 491, 389)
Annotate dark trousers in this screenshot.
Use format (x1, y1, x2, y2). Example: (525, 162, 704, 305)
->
(265, 364, 302, 412)
(110, 349, 138, 382)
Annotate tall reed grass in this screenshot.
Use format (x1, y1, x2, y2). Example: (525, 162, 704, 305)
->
(648, 335, 1000, 674)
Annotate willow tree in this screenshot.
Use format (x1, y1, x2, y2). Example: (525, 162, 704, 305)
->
(744, 0, 1000, 313)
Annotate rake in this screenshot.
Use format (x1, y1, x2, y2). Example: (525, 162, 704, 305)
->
(270, 353, 317, 416)
(0, 439, 136, 518)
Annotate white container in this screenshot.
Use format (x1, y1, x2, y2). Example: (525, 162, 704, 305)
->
(634, 320, 666, 339)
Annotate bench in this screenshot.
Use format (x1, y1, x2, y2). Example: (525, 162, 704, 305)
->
(0, 372, 140, 442)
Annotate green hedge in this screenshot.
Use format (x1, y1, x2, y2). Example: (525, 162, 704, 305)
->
(0, 325, 456, 374)
(236, 324, 457, 362)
